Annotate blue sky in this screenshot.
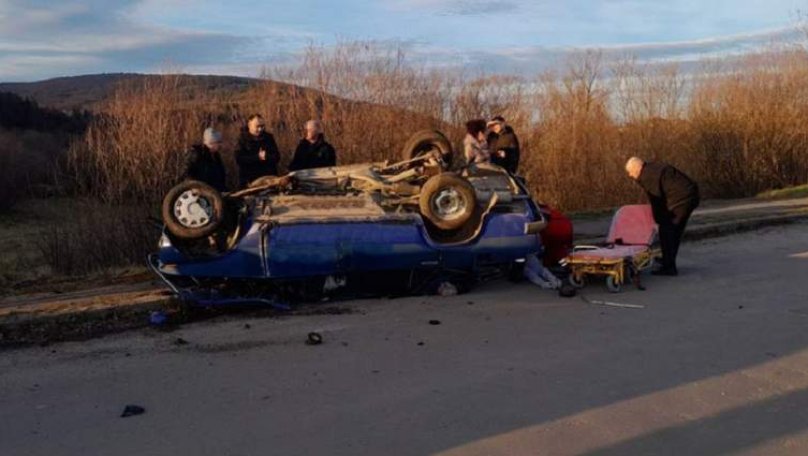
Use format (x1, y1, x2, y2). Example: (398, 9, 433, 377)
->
(0, 0, 805, 81)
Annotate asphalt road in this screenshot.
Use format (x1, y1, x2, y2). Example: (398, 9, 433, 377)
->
(3, 222, 808, 456)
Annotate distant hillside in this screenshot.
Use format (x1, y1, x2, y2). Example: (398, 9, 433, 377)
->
(0, 91, 89, 133)
(0, 73, 262, 111)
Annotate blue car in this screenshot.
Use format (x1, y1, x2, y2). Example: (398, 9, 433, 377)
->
(149, 131, 547, 306)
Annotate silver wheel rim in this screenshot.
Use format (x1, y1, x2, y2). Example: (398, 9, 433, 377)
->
(173, 189, 212, 228)
(431, 187, 467, 221)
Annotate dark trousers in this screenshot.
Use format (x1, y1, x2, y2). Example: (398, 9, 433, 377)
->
(657, 200, 699, 271)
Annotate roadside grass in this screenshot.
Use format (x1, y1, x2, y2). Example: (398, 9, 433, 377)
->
(757, 184, 808, 200)
(0, 198, 152, 297)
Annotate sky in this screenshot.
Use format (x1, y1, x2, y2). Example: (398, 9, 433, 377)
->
(0, 0, 806, 81)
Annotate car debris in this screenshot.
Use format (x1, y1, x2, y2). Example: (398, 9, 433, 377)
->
(120, 405, 146, 418)
(306, 332, 324, 345)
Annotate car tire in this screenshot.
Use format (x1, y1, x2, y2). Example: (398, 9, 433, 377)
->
(162, 180, 225, 240)
(401, 129, 453, 168)
(419, 173, 476, 231)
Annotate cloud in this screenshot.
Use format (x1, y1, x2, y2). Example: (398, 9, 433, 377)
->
(390, 0, 522, 15)
(0, 0, 261, 80)
(0, 0, 805, 81)
(403, 25, 806, 76)
(0, 54, 102, 80)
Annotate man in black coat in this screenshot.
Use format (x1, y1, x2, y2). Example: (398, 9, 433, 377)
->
(486, 116, 520, 174)
(184, 127, 227, 192)
(235, 114, 280, 188)
(626, 157, 700, 276)
(289, 120, 337, 171)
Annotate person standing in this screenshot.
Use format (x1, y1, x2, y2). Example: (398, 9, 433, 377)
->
(184, 127, 227, 192)
(289, 120, 337, 171)
(463, 119, 490, 165)
(625, 157, 700, 276)
(487, 116, 520, 174)
(235, 114, 280, 188)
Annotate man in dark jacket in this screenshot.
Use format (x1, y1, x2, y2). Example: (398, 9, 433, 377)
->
(289, 120, 337, 171)
(626, 157, 700, 276)
(486, 116, 520, 174)
(184, 127, 227, 192)
(235, 114, 280, 188)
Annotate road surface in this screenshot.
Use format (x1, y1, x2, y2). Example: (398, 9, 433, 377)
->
(3, 222, 808, 456)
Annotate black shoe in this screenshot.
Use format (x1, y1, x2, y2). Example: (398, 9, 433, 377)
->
(652, 267, 678, 276)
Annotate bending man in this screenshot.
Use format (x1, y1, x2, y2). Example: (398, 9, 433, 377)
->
(625, 157, 700, 276)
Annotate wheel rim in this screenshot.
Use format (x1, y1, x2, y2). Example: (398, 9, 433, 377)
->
(173, 190, 212, 228)
(431, 187, 467, 221)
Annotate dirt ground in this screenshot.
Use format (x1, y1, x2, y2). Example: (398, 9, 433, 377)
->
(2, 221, 807, 456)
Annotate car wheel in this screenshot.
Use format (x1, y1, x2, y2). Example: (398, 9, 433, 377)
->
(162, 180, 224, 240)
(401, 130, 453, 168)
(419, 173, 476, 231)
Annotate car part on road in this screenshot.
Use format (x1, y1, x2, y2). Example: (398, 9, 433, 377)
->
(306, 332, 323, 345)
(162, 180, 224, 240)
(120, 405, 146, 418)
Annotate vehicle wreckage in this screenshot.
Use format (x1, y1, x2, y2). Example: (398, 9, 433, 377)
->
(149, 130, 558, 306)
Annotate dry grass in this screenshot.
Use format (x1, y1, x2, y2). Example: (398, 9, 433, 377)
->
(0, 199, 155, 288)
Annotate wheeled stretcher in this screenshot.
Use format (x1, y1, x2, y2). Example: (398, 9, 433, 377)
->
(562, 205, 661, 293)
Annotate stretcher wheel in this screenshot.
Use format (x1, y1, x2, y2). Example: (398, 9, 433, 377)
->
(568, 273, 585, 289)
(605, 276, 622, 293)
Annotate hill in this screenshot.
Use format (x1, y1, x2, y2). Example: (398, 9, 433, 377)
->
(0, 73, 262, 111)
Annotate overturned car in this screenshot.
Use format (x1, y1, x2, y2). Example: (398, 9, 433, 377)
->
(149, 130, 556, 305)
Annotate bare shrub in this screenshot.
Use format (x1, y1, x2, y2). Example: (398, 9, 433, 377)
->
(67, 42, 808, 214)
(0, 128, 66, 211)
(69, 74, 231, 203)
(36, 201, 155, 276)
(689, 49, 808, 196)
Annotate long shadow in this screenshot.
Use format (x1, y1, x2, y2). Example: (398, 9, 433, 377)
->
(585, 387, 808, 456)
(425, 228, 808, 455)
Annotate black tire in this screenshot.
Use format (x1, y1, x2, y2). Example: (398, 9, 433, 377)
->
(162, 180, 225, 240)
(419, 173, 476, 231)
(400, 129, 453, 168)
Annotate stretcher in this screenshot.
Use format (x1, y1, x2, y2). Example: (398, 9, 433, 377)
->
(562, 205, 661, 293)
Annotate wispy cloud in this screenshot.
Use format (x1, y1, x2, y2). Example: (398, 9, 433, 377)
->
(0, 0, 805, 81)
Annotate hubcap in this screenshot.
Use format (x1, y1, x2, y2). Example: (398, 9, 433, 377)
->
(431, 187, 467, 221)
(173, 190, 212, 228)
